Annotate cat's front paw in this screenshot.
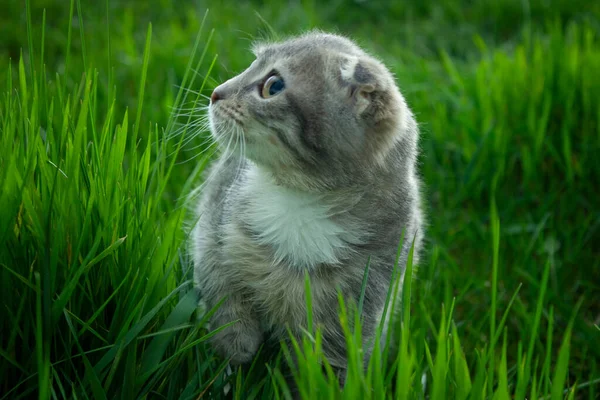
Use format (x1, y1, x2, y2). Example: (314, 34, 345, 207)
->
(211, 321, 263, 365)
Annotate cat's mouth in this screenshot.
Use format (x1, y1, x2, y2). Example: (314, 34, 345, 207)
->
(208, 103, 250, 157)
(210, 102, 246, 129)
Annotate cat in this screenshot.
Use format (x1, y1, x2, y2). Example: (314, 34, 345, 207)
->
(190, 30, 424, 383)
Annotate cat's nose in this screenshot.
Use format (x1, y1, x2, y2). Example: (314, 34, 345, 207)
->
(210, 89, 222, 104)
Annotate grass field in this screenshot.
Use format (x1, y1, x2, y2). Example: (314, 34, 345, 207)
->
(1, 0, 599, 398)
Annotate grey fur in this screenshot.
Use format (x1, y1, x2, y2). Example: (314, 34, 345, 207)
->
(190, 31, 424, 373)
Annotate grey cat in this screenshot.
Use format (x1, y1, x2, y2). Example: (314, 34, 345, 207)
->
(190, 31, 424, 378)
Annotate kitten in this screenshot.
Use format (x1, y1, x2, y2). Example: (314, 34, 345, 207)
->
(190, 31, 424, 379)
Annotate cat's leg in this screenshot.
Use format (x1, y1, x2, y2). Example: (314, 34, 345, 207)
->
(206, 292, 263, 365)
(194, 233, 263, 364)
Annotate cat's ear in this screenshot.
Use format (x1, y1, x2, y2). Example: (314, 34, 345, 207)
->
(338, 55, 379, 114)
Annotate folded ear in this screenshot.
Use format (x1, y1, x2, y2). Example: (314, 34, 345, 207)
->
(338, 55, 380, 114)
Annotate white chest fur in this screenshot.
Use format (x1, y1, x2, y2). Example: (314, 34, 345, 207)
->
(242, 166, 353, 269)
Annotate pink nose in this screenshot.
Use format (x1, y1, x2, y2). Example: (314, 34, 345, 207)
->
(210, 90, 221, 104)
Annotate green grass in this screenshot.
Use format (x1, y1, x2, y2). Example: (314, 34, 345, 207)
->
(1, 0, 599, 398)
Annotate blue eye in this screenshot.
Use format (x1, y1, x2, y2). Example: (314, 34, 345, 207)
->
(261, 75, 285, 98)
(269, 79, 285, 95)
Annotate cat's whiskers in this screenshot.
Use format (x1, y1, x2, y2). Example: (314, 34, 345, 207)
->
(168, 113, 212, 144)
(168, 127, 211, 160)
(166, 113, 210, 141)
(171, 108, 209, 118)
(177, 119, 212, 147)
(230, 124, 247, 190)
(169, 100, 209, 112)
(174, 84, 213, 101)
(184, 120, 240, 202)
(181, 132, 215, 153)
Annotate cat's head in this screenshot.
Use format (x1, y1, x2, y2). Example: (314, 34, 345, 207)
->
(208, 31, 412, 190)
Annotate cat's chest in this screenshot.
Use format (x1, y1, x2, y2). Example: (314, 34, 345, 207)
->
(237, 167, 354, 269)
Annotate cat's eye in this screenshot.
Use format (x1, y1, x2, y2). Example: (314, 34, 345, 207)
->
(261, 75, 285, 98)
